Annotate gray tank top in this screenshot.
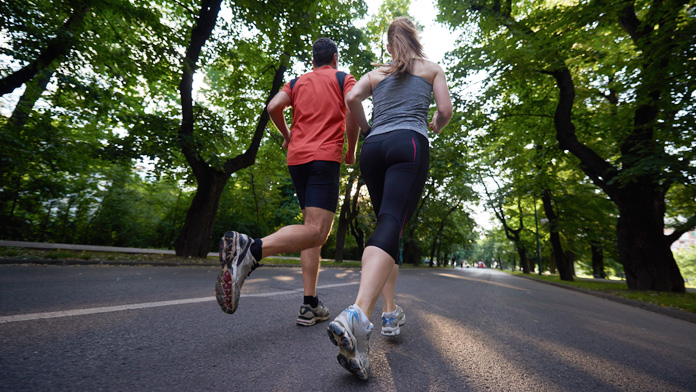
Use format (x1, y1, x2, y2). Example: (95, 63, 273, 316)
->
(367, 73, 433, 140)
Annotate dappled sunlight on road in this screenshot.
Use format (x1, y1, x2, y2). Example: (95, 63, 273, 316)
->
(327, 269, 361, 279)
(434, 272, 531, 292)
(271, 275, 295, 282)
(419, 310, 553, 390)
(515, 331, 684, 390)
(364, 349, 398, 391)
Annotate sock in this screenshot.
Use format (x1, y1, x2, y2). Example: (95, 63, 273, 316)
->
(383, 307, 398, 316)
(250, 238, 263, 261)
(353, 304, 371, 327)
(304, 296, 319, 308)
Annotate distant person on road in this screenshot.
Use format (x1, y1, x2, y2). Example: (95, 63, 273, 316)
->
(327, 17, 453, 381)
(215, 38, 360, 327)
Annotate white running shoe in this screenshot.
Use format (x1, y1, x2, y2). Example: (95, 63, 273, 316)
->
(381, 305, 406, 336)
(327, 305, 373, 381)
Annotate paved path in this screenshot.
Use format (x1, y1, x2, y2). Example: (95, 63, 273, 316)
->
(1, 265, 694, 391)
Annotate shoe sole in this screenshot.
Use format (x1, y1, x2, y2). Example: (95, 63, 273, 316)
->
(296, 314, 330, 326)
(215, 267, 238, 314)
(327, 321, 368, 381)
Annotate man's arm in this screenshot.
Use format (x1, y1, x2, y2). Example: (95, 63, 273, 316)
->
(344, 106, 359, 165)
(267, 90, 292, 149)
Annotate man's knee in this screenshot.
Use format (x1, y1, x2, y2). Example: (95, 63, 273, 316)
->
(303, 207, 335, 246)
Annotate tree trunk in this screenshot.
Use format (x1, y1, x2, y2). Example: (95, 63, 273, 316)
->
(516, 245, 530, 274)
(541, 189, 573, 281)
(334, 173, 357, 262)
(349, 219, 365, 253)
(403, 222, 422, 266)
(402, 193, 429, 265)
(591, 242, 605, 279)
(174, 168, 228, 257)
(615, 186, 684, 292)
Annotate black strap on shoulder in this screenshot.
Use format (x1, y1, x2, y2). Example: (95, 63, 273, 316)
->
(336, 71, 346, 95)
(289, 77, 299, 91)
(289, 72, 346, 95)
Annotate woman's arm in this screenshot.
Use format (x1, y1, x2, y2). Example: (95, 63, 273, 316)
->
(344, 73, 374, 134)
(429, 65, 453, 134)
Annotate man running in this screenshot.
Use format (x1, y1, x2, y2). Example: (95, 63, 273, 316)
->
(216, 38, 359, 327)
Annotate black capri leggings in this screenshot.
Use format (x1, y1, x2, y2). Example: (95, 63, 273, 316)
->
(360, 129, 430, 263)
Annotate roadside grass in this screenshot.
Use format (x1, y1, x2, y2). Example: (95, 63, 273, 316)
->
(0, 247, 210, 264)
(0, 246, 367, 268)
(509, 271, 696, 314)
(0, 246, 434, 270)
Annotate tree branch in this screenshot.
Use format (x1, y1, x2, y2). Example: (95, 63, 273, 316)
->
(665, 214, 696, 244)
(178, 0, 223, 178)
(0, 4, 90, 96)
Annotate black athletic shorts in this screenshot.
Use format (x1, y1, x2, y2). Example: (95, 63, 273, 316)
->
(288, 160, 341, 212)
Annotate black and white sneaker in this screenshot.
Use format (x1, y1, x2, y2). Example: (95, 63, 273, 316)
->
(215, 231, 259, 314)
(296, 302, 330, 326)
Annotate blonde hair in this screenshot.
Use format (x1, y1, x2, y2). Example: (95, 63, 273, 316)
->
(381, 17, 425, 77)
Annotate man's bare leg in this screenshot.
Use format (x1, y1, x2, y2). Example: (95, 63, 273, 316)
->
(260, 207, 335, 259)
(301, 246, 321, 297)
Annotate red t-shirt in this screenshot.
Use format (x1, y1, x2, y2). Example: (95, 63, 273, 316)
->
(281, 65, 356, 166)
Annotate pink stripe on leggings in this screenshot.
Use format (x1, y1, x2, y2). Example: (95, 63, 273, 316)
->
(412, 137, 416, 161)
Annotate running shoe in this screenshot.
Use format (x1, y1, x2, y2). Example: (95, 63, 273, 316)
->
(381, 305, 406, 336)
(215, 231, 260, 314)
(327, 305, 373, 381)
(296, 302, 330, 326)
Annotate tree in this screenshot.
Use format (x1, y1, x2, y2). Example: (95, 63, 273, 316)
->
(439, 0, 696, 292)
(172, 0, 372, 257)
(0, 0, 185, 244)
(334, 168, 365, 262)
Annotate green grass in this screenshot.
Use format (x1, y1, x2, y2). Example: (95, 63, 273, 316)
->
(0, 247, 210, 264)
(510, 272, 696, 314)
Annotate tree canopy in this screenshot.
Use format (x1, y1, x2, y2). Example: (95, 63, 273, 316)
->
(1, 0, 693, 291)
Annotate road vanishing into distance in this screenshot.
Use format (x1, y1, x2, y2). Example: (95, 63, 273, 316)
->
(1, 264, 695, 391)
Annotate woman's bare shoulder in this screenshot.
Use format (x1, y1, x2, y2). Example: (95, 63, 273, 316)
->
(411, 59, 443, 83)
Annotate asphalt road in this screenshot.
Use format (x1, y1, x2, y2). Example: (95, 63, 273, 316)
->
(1, 264, 695, 391)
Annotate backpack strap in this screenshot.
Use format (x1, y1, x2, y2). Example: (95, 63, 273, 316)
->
(289, 76, 300, 91)
(336, 71, 347, 95)
(289, 72, 346, 95)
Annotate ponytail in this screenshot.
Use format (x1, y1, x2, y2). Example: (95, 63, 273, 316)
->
(381, 17, 425, 77)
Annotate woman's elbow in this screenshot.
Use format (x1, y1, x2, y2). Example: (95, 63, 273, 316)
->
(345, 91, 360, 108)
(439, 105, 453, 121)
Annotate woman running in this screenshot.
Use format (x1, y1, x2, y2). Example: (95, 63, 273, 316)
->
(327, 17, 453, 381)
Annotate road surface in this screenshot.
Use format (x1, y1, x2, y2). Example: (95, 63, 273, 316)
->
(1, 264, 695, 391)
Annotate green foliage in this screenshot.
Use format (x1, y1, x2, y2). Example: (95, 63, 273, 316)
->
(675, 246, 696, 287)
(438, 0, 696, 282)
(365, 0, 416, 62)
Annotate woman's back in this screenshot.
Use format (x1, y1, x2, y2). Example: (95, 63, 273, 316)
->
(369, 72, 432, 138)
(367, 59, 440, 88)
